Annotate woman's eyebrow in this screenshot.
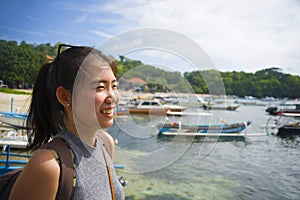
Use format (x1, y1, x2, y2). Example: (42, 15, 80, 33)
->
(90, 79, 117, 85)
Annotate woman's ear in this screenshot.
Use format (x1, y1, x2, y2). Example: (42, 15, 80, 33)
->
(56, 86, 72, 107)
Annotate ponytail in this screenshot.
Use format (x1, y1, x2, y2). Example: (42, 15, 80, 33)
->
(27, 62, 64, 151)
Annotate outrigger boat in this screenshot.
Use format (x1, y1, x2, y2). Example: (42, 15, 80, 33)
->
(202, 104, 240, 111)
(158, 121, 251, 137)
(265, 102, 300, 116)
(277, 122, 300, 137)
(0, 111, 27, 129)
(0, 129, 28, 149)
(269, 113, 300, 137)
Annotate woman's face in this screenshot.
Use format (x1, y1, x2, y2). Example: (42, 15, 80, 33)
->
(93, 67, 118, 128)
(73, 54, 119, 131)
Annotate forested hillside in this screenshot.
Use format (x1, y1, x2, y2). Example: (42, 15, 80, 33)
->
(0, 40, 299, 98)
(184, 68, 300, 98)
(0, 40, 57, 88)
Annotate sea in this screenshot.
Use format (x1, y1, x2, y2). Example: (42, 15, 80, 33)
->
(107, 104, 300, 200)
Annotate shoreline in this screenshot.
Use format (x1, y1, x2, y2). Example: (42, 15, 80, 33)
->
(0, 92, 31, 113)
(0, 90, 205, 113)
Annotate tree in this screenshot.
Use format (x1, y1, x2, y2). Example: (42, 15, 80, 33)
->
(1, 40, 299, 98)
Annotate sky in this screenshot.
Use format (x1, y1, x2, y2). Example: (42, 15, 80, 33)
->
(0, 0, 300, 75)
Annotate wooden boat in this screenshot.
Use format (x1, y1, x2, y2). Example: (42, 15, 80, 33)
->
(276, 109, 300, 116)
(115, 105, 128, 116)
(128, 99, 165, 114)
(164, 104, 187, 112)
(266, 112, 300, 137)
(128, 99, 186, 115)
(158, 121, 251, 137)
(266, 102, 300, 116)
(277, 123, 300, 137)
(275, 113, 300, 137)
(203, 104, 239, 111)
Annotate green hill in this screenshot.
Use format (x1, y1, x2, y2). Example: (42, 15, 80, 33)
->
(0, 40, 299, 98)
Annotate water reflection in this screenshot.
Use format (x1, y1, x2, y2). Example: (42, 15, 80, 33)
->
(278, 135, 300, 149)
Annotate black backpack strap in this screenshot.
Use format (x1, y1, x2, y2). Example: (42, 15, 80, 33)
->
(0, 168, 23, 199)
(42, 137, 75, 200)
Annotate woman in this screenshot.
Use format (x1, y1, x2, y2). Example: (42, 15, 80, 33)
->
(9, 45, 125, 199)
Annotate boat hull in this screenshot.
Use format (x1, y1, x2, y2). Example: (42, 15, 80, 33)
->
(158, 121, 251, 137)
(277, 125, 300, 137)
(204, 105, 239, 111)
(128, 108, 166, 115)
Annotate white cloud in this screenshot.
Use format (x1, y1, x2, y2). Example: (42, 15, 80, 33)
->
(101, 0, 300, 74)
(64, 0, 300, 74)
(90, 30, 114, 39)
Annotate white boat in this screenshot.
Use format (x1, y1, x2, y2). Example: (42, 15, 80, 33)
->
(126, 98, 186, 115)
(128, 99, 166, 114)
(0, 129, 28, 149)
(166, 110, 212, 116)
(163, 104, 187, 112)
(163, 96, 179, 105)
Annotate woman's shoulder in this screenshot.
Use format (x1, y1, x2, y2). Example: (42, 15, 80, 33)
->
(9, 149, 60, 199)
(28, 149, 60, 174)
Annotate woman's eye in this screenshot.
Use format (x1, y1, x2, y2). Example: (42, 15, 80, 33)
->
(96, 85, 105, 90)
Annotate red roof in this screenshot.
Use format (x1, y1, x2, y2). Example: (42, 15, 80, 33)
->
(128, 77, 146, 84)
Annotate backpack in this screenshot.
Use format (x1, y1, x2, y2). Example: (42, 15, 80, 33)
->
(0, 137, 75, 200)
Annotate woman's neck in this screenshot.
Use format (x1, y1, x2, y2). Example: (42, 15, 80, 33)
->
(65, 117, 97, 147)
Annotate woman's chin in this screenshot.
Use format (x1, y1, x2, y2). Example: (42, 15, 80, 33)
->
(98, 119, 114, 129)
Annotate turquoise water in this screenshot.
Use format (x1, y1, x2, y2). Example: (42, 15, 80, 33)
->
(109, 105, 300, 200)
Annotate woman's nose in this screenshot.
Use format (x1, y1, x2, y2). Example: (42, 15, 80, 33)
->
(105, 89, 119, 104)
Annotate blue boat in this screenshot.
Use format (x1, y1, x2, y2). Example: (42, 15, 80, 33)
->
(0, 111, 27, 129)
(158, 121, 251, 137)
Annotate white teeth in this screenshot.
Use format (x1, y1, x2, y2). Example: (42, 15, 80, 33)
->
(102, 109, 113, 114)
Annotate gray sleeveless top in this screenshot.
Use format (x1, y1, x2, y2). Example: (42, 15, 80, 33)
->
(56, 130, 125, 200)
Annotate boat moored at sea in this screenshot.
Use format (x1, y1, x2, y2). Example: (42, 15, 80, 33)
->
(127, 99, 186, 115)
(157, 121, 251, 137)
(0, 129, 28, 149)
(277, 122, 300, 137)
(265, 101, 300, 116)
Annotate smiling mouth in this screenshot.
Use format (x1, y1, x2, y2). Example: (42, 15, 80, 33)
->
(101, 108, 114, 114)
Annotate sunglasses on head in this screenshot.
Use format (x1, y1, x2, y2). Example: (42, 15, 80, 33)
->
(55, 44, 83, 83)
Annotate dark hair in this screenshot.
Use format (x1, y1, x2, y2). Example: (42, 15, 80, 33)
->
(27, 46, 117, 151)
